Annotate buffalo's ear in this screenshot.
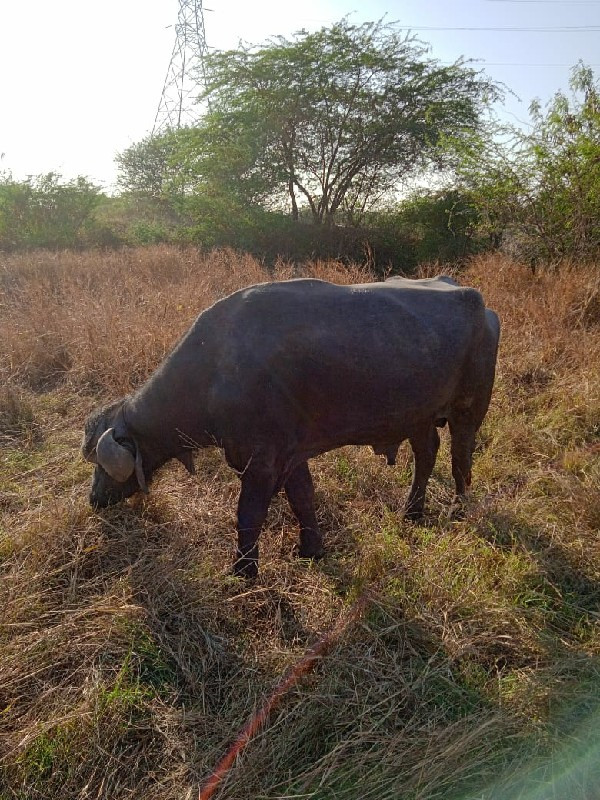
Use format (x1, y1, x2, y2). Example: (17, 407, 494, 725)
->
(134, 448, 149, 493)
(176, 451, 196, 475)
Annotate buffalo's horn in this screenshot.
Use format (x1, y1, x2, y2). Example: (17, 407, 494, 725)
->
(135, 447, 148, 494)
(96, 428, 135, 483)
(84, 447, 98, 464)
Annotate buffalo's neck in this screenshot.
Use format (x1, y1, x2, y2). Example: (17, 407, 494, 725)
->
(124, 337, 217, 459)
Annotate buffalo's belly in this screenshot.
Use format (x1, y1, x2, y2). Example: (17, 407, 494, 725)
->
(212, 362, 456, 442)
(259, 381, 450, 458)
(297, 401, 447, 455)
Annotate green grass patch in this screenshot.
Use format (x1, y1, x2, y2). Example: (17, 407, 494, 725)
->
(16, 720, 84, 792)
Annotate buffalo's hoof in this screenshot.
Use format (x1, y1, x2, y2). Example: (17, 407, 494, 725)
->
(403, 507, 424, 522)
(233, 557, 258, 579)
(295, 544, 324, 560)
(449, 498, 466, 521)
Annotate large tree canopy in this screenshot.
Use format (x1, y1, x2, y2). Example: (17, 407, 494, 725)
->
(174, 19, 501, 225)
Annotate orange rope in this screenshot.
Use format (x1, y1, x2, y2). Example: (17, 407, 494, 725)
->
(198, 591, 370, 800)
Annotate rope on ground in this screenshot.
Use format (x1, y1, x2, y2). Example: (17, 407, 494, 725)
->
(198, 590, 371, 800)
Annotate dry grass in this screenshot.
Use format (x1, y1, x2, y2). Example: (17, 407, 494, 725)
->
(1, 246, 599, 799)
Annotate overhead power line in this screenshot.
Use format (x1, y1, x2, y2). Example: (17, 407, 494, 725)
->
(442, 61, 600, 66)
(406, 25, 600, 32)
(488, 62, 600, 66)
(487, 1, 600, 4)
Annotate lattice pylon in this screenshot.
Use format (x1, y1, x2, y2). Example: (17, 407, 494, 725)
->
(153, 0, 208, 134)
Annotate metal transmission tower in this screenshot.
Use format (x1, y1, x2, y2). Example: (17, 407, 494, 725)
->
(153, 0, 208, 134)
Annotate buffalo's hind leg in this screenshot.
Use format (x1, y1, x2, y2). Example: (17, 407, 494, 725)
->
(405, 426, 440, 521)
(450, 422, 475, 497)
(284, 461, 323, 560)
(448, 418, 477, 517)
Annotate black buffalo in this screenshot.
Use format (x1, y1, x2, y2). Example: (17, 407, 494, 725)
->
(82, 276, 500, 577)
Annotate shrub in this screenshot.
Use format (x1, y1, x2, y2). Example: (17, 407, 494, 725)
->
(0, 173, 102, 251)
(460, 63, 600, 266)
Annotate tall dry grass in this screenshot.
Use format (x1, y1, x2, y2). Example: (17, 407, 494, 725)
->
(1, 246, 599, 799)
(0, 246, 369, 396)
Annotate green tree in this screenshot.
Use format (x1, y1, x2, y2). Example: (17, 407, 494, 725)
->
(527, 63, 600, 261)
(175, 19, 501, 226)
(115, 131, 187, 198)
(460, 63, 600, 265)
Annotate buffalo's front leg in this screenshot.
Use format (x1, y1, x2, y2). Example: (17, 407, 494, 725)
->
(405, 426, 440, 520)
(234, 474, 275, 578)
(284, 461, 323, 559)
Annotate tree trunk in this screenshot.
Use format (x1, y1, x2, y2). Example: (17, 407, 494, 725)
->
(288, 178, 299, 221)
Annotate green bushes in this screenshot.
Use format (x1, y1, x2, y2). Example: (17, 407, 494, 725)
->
(460, 64, 600, 266)
(0, 171, 486, 272)
(0, 172, 102, 250)
(366, 190, 484, 273)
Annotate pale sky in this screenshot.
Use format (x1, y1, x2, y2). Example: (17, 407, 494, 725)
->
(1, 0, 599, 191)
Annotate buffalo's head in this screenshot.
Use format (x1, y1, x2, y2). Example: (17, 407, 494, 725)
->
(81, 400, 148, 508)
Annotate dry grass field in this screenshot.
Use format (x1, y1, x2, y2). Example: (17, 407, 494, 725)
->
(1, 246, 599, 799)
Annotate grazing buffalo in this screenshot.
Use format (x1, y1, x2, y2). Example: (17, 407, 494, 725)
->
(82, 276, 500, 577)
